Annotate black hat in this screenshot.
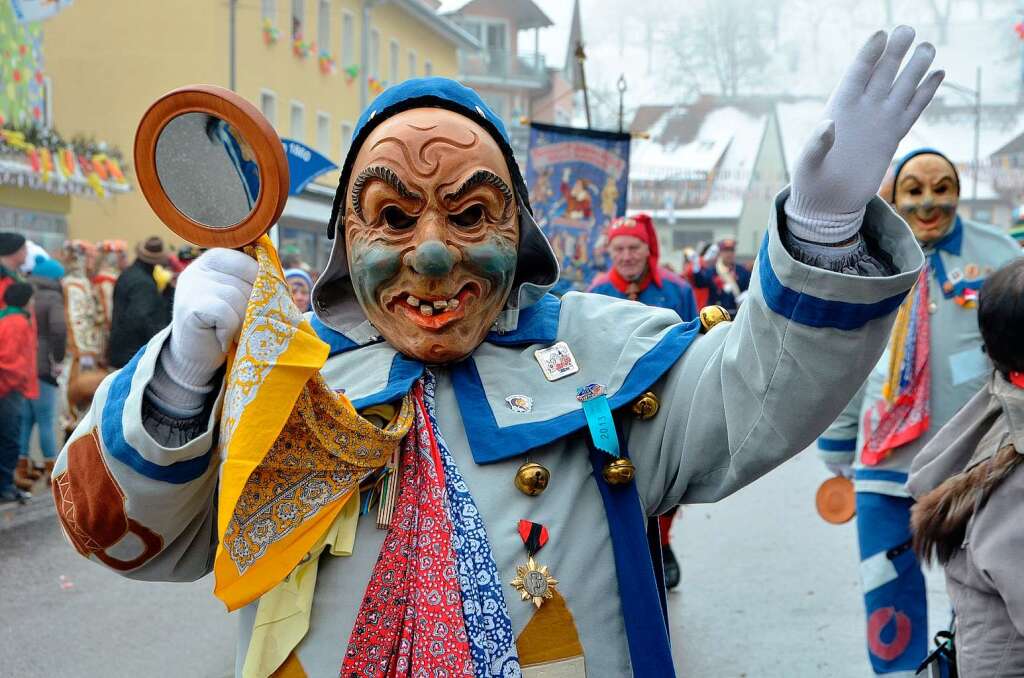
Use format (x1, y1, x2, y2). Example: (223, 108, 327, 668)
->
(0, 232, 26, 256)
(3, 282, 33, 307)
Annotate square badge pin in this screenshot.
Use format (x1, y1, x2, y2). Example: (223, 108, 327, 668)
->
(534, 341, 580, 381)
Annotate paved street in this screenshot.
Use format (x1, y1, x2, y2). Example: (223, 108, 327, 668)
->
(1, 449, 947, 678)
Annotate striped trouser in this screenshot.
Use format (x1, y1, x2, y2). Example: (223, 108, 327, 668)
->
(855, 483, 928, 676)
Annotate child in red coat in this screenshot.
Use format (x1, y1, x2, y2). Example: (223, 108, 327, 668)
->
(0, 283, 38, 504)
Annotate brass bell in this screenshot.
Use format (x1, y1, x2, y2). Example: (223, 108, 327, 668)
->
(699, 305, 732, 333)
(514, 461, 551, 496)
(631, 391, 660, 420)
(602, 458, 636, 485)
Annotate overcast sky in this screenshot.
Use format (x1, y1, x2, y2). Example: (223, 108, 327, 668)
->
(526, 0, 1023, 125)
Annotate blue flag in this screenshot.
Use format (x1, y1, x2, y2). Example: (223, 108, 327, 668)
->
(280, 138, 338, 196)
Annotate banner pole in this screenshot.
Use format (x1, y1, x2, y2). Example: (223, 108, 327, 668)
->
(575, 42, 592, 130)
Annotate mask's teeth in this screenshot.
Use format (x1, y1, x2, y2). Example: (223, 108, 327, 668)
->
(420, 304, 434, 316)
(407, 295, 420, 307)
(448, 298, 460, 310)
(433, 299, 448, 311)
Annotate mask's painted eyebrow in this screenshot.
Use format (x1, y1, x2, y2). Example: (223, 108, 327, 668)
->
(445, 170, 514, 212)
(350, 165, 422, 220)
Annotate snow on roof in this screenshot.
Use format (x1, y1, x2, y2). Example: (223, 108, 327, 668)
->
(436, 0, 473, 14)
(629, 103, 769, 219)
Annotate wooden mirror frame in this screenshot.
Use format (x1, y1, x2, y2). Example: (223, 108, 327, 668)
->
(134, 85, 290, 248)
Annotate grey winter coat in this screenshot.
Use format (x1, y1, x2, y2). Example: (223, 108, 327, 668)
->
(909, 374, 1024, 677)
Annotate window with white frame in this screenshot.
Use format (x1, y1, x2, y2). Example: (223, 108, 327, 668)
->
(340, 122, 353, 161)
(389, 39, 399, 83)
(260, 90, 277, 127)
(316, 112, 331, 155)
(291, 0, 304, 41)
(340, 11, 354, 66)
(424, 59, 433, 76)
(369, 29, 380, 78)
(261, 0, 276, 24)
(290, 101, 305, 142)
(317, 0, 330, 55)
(407, 50, 416, 79)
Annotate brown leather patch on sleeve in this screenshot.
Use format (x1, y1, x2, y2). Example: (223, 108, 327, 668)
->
(53, 428, 163, 571)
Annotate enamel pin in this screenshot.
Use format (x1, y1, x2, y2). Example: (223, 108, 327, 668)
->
(505, 395, 534, 413)
(534, 341, 579, 382)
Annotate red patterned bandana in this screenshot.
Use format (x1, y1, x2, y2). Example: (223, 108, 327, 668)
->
(341, 382, 473, 678)
(862, 267, 931, 465)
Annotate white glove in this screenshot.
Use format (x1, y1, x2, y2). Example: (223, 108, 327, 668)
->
(786, 26, 944, 244)
(825, 462, 855, 479)
(704, 243, 719, 263)
(151, 249, 257, 413)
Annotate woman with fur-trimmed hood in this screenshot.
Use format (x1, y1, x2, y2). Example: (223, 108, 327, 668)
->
(909, 257, 1024, 677)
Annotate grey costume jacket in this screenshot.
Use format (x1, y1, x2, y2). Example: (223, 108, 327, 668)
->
(53, 192, 923, 677)
(817, 217, 1020, 495)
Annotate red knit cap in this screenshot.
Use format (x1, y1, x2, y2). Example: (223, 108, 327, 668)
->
(607, 213, 661, 285)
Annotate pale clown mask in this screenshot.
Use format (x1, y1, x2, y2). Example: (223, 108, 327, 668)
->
(893, 152, 959, 244)
(342, 108, 520, 364)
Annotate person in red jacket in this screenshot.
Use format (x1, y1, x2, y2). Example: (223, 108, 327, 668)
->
(0, 283, 38, 504)
(0, 231, 28, 307)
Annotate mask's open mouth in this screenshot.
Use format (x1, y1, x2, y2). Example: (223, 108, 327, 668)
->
(385, 282, 481, 331)
(915, 212, 944, 229)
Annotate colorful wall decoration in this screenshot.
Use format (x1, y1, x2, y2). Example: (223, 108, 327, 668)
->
(0, 0, 48, 127)
(0, 0, 127, 198)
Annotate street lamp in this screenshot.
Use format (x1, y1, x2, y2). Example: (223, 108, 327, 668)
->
(940, 66, 982, 205)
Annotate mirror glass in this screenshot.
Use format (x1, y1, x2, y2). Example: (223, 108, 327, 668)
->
(155, 112, 261, 228)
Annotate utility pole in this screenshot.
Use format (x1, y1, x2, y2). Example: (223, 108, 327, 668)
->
(940, 69, 983, 209)
(972, 65, 981, 203)
(229, 0, 238, 91)
(617, 74, 627, 134)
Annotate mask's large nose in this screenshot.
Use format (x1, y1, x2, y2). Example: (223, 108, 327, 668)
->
(411, 241, 455, 278)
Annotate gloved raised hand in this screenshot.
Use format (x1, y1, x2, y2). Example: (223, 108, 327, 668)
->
(152, 248, 257, 412)
(786, 26, 944, 244)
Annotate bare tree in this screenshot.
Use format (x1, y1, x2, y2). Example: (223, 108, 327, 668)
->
(928, 0, 953, 44)
(662, 0, 770, 98)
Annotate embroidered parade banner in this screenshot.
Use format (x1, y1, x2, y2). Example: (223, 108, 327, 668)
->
(526, 122, 630, 293)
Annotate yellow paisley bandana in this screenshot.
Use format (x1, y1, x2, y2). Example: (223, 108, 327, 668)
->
(213, 237, 413, 611)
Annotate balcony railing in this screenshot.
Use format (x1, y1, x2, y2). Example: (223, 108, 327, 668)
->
(459, 48, 548, 85)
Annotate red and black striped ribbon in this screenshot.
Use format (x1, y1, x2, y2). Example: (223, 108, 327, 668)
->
(517, 519, 549, 557)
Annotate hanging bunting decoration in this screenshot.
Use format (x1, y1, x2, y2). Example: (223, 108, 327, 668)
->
(262, 18, 279, 45)
(343, 64, 359, 83)
(318, 50, 336, 75)
(292, 34, 314, 58)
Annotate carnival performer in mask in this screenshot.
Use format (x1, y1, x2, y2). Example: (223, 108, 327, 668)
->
(817, 147, 1021, 676)
(56, 28, 943, 678)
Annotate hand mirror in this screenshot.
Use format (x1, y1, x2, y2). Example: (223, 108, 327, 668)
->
(134, 85, 289, 248)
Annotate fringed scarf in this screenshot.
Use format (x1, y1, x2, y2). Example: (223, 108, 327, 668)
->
(341, 375, 520, 678)
(862, 266, 931, 465)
